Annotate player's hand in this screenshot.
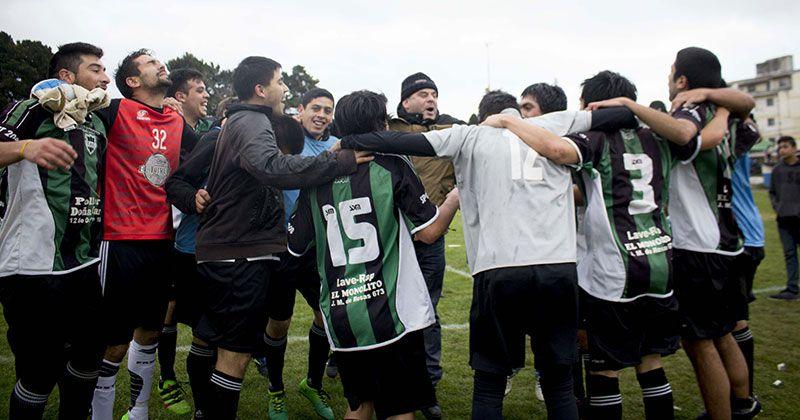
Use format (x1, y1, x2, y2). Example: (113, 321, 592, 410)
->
(162, 97, 184, 115)
(446, 187, 460, 209)
(586, 97, 632, 111)
(195, 188, 211, 213)
(670, 88, 711, 112)
(329, 140, 342, 152)
(480, 114, 508, 128)
(354, 150, 374, 165)
(21, 137, 77, 170)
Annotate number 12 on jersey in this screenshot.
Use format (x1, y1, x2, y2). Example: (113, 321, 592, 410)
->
(323, 197, 380, 267)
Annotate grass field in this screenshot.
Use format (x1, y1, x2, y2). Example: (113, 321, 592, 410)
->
(1, 188, 799, 419)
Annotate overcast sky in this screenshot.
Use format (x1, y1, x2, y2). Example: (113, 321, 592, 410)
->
(2, 0, 798, 120)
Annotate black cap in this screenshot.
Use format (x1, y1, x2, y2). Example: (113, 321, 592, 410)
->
(401, 72, 437, 102)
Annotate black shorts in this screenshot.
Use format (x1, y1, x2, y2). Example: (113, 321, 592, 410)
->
(734, 246, 764, 321)
(673, 249, 742, 340)
(337, 330, 435, 420)
(0, 266, 105, 383)
(170, 250, 203, 328)
(100, 240, 172, 345)
(194, 259, 271, 353)
(267, 251, 321, 322)
(582, 291, 680, 371)
(470, 263, 578, 376)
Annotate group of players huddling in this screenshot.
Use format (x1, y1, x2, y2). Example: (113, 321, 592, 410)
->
(0, 41, 767, 420)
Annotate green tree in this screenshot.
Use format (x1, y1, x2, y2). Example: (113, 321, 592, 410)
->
(166, 52, 233, 117)
(0, 32, 53, 109)
(282, 65, 319, 109)
(468, 113, 479, 125)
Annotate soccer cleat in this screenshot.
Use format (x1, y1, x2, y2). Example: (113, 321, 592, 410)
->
(254, 354, 270, 378)
(121, 411, 130, 420)
(734, 396, 762, 419)
(298, 378, 334, 420)
(268, 389, 289, 420)
(158, 379, 193, 415)
(420, 404, 442, 420)
(769, 290, 799, 300)
(535, 371, 545, 402)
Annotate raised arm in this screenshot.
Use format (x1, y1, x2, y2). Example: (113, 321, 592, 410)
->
(481, 113, 580, 165)
(671, 88, 755, 119)
(698, 107, 731, 151)
(587, 97, 696, 145)
(341, 131, 436, 156)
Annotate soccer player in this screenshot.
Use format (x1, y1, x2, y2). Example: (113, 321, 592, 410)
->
(731, 118, 765, 399)
(339, 90, 637, 419)
(151, 66, 214, 416)
(192, 56, 368, 419)
(390, 73, 464, 419)
(288, 90, 460, 420)
(584, 47, 759, 419)
(91, 49, 199, 420)
(490, 70, 703, 420)
(166, 68, 212, 134)
(256, 88, 340, 420)
(0, 42, 109, 420)
(519, 83, 568, 118)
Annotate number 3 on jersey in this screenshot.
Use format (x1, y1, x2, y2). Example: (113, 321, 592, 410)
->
(623, 153, 657, 215)
(324, 197, 380, 267)
(152, 129, 167, 150)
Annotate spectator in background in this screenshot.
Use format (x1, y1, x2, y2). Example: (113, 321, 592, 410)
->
(769, 136, 800, 300)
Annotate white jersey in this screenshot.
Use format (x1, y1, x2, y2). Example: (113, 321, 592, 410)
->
(422, 109, 591, 275)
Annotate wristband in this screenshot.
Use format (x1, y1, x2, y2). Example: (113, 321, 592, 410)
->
(19, 140, 32, 159)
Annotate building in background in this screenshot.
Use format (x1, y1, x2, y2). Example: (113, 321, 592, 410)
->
(731, 55, 800, 145)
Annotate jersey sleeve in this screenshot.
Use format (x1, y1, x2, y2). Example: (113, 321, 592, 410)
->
(0, 99, 44, 143)
(390, 156, 439, 234)
(671, 103, 708, 133)
(422, 125, 475, 161)
(287, 188, 316, 257)
(731, 120, 761, 158)
(564, 131, 604, 169)
(667, 135, 701, 164)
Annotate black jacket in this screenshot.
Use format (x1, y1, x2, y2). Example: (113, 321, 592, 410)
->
(195, 104, 356, 260)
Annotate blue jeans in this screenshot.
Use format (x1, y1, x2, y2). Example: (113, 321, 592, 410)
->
(777, 216, 800, 294)
(414, 236, 445, 386)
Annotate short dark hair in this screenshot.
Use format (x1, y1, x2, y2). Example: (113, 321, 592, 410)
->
(48, 42, 104, 78)
(778, 136, 796, 148)
(673, 47, 722, 89)
(115, 48, 151, 99)
(580, 70, 637, 104)
(272, 114, 304, 155)
(334, 90, 388, 136)
(649, 100, 668, 113)
(478, 90, 519, 123)
(301, 88, 334, 107)
(520, 83, 567, 114)
(233, 56, 281, 100)
(167, 68, 205, 98)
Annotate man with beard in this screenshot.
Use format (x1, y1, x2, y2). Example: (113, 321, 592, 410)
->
(91, 49, 199, 420)
(0, 42, 110, 420)
(389, 72, 464, 419)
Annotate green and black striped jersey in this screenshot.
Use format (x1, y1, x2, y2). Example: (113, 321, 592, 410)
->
(568, 127, 698, 301)
(669, 103, 760, 255)
(0, 99, 106, 276)
(288, 154, 438, 351)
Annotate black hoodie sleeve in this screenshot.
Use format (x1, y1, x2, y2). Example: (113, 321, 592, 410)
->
(166, 130, 218, 214)
(341, 131, 437, 156)
(589, 107, 638, 132)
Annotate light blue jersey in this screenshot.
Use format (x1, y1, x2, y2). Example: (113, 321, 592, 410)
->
(732, 153, 765, 247)
(283, 132, 339, 224)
